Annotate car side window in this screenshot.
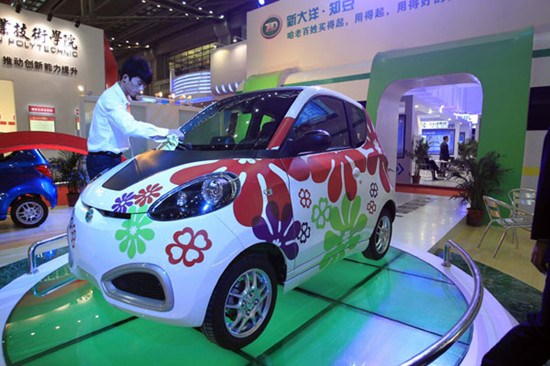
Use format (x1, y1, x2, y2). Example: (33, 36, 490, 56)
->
(289, 96, 351, 150)
(347, 103, 368, 147)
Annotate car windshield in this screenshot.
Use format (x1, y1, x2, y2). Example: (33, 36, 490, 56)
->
(179, 89, 301, 151)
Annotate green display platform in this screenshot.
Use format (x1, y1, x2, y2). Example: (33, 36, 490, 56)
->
(3, 248, 471, 365)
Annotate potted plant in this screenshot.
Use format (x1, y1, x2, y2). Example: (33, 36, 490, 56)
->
(407, 136, 430, 184)
(50, 151, 88, 207)
(449, 150, 508, 226)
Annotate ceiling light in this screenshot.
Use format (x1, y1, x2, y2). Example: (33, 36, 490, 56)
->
(74, 18, 81, 28)
(47, 12, 53, 21)
(259, 0, 265, 5)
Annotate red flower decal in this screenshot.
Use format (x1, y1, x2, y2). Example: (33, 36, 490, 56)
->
(361, 122, 392, 193)
(134, 183, 163, 207)
(170, 158, 291, 227)
(284, 150, 367, 203)
(166, 227, 212, 267)
(299, 188, 312, 208)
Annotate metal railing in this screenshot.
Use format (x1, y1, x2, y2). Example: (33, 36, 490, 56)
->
(400, 239, 484, 366)
(27, 233, 68, 274)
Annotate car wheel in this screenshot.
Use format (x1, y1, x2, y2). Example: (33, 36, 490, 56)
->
(202, 253, 277, 349)
(10, 196, 49, 228)
(363, 208, 392, 260)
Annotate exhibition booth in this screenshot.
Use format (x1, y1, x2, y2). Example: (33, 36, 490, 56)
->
(1, 0, 550, 364)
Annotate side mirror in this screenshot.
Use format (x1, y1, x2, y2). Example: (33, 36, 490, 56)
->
(290, 130, 331, 155)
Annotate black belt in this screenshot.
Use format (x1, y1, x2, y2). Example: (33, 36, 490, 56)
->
(89, 151, 122, 157)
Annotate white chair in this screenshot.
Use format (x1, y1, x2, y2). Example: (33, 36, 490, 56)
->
(478, 195, 533, 257)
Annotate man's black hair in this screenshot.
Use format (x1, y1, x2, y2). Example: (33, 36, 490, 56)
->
(120, 56, 152, 84)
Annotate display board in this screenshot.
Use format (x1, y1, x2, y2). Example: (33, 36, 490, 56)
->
(422, 128, 455, 156)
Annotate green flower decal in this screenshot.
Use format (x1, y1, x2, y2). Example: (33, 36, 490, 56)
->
(115, 205, 155, 259)
(320, 196, 367, 269)
(311, 197, 331, 229)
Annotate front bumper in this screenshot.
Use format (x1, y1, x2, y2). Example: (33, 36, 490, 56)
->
(68, 199, 247, 327)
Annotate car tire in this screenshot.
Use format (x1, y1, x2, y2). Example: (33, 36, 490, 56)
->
(363, 208, 392, 260)
(202, 253, 277, 350)
(10, 196, 49, 228)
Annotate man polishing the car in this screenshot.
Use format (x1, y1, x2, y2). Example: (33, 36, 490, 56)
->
(86, 55, 183, 179)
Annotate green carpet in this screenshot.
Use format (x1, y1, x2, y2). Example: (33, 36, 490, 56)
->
(430, 248, 542, 323)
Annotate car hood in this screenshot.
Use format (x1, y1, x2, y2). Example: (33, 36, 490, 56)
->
(81, 149, 257, 212)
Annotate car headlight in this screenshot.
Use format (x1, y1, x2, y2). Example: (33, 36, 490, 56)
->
(149, 172, 240, 221)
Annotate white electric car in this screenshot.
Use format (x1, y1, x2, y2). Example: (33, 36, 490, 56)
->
(69, 86, 395, 349)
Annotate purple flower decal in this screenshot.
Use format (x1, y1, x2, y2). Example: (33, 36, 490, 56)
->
(253, 201, 301, 259)
(112, 192, 135, 213)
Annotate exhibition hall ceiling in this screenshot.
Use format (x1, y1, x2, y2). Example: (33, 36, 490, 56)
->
(2, 0, 278, 57)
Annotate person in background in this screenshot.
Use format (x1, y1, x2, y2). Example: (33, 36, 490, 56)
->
(86, 55, 183, 180)
(440, 135, 450, 162)
(482, 123, 550, 365)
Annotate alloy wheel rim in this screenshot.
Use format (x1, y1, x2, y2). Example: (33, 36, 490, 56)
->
(375, 216, 391, 253)
(16, 202, 43, 225)
(224, 268, 272, 338)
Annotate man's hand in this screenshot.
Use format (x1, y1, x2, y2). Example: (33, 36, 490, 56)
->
(531, 239, 549, 274)
(169, 129, 184, 140)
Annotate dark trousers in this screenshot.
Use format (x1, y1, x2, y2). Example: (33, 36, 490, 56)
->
(482, 267, 550, 365)
(86, 153, 122, 180)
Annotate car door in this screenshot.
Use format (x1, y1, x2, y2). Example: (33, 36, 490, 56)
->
(280, 95, 371, 272)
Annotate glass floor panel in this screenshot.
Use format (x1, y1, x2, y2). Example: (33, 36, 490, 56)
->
(2, 248, 472, 365)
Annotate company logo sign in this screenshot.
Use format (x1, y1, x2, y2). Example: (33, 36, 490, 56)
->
(261, 16, 282, 39)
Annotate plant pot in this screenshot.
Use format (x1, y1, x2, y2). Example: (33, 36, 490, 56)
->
(67, 192, 80, 207)
(411, 175, 421, 184)
(466, 208, 484, 226)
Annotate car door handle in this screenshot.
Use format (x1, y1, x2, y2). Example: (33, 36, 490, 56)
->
(352, 167, 361, 178)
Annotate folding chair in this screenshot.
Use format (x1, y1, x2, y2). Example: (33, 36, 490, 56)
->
(478, 195, 533, 257)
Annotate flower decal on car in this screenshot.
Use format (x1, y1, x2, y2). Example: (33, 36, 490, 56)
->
(166, 227, 212, 267)
(298, 222, 311, 244)
(299, 188, 312, 208)
(115, 205, 154, 259)
(367, 200, 377, 214)
(285, 150, 367, 203)
(112, 192, 135, 213)
(134, 183, 163, 207)
(320, 196, 368, 269)
(170, 158, 291, 226)
(362, 123, 391, 193)
(369, 182, 379, 198)
(253, 201, 301, 259)
(311, 197, 331, 229)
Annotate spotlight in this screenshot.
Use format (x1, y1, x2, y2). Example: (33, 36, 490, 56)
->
(15, 3, 22, 13)
(74, 18, 81, 28)
(258, 0, 265, 5)
(47, 12, 53, 21)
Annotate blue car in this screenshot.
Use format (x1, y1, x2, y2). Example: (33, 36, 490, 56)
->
(0, 149, 58, 228)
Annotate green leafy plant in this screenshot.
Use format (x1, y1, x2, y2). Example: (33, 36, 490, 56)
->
(407, 136, 430, 177)
(50, 151, 87, 194)
(450, 150, 508, 211)
(457, 139, 478, 161)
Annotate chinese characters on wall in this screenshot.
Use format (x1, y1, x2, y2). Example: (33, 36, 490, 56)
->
(0, 15, 79, 77)
(284, 0, 451, 40)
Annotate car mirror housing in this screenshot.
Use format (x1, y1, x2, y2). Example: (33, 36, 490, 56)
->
(290, 129, 331, 155)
